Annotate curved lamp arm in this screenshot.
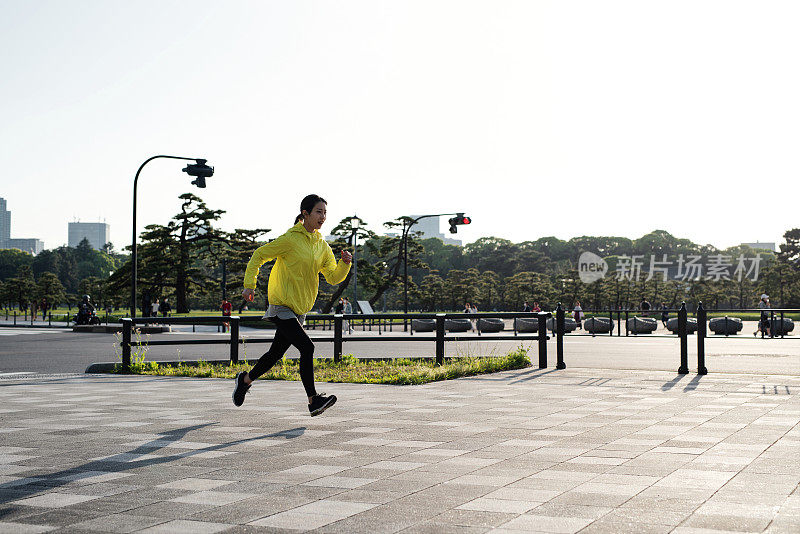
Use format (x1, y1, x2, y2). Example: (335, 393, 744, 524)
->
(130, 155, 206, 318)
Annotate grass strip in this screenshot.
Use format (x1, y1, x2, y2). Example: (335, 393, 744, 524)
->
(113, 347, 531, 385)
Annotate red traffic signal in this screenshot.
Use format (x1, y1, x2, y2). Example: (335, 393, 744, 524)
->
(448, 213, 471, 234)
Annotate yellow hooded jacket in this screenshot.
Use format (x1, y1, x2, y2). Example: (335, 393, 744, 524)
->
(243, 223, 350, 315)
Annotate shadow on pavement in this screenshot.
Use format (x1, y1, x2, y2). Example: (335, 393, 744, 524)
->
(683, 374, 705, 391)
(0, 423, 307, 508)
(661, 374, 688, 391)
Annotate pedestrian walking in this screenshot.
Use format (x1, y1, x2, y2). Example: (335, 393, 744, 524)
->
(233, 194, 352, 416)
(532, 302, 541, 312)
(573, 301, 583, 329)
(640, 298, 651, 317)
(522, 301, 531, 312)
(754, 294, 771, 338)
(152, 298, 160, 318)
(40, 298, 49, 320)
(469, 303, 478, 331)
(161, 298, 171, 318)
(30, 299, 38, 321)
(660, 303, 669, 328)
(463, 302, 475, 331)
(221, 298, 232, 330)
(343, 297, 353, 333)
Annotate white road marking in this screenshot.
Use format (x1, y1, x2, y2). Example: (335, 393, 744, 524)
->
(0, 328, 67, 336)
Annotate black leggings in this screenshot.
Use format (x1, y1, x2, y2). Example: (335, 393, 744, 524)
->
(248, 317, 317, 397)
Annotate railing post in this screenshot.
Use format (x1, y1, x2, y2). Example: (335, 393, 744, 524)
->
(556, 304, 566, 370)
(609, 308, 613, 337)
(229, 317, 239, 364)
(537, 312, 548, 368)
(697, 302, 707, 375)
(780, 311, 785, 339)
(724, 315, 729, 337)
(435, 314, 445, 366)
(678, 302, 688, 374)
(334, 314, 343, 363)
(121, 318, 132, 371)
(625, 310, 629, 336)
(13, 311, 16, 326)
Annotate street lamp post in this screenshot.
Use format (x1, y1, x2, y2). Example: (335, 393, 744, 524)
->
(131, 155, 214, 318)
(401, 212, 470, 330)
(350, 216, 360, 310)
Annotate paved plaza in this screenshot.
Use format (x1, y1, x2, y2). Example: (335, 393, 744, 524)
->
(0, 367, 798, 533)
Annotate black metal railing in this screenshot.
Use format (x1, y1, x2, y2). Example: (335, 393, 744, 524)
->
(570, 303, 798, 374)
(118, 311, 563, 371)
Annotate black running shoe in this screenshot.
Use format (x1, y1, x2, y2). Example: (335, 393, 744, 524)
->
(232, 371, 251, 407)
(308, 393, 337, 416)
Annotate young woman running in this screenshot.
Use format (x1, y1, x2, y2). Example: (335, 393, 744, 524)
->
(232, 194, 352, 416)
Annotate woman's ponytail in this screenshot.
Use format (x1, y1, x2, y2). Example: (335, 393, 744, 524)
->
(294, 212, 304, 224)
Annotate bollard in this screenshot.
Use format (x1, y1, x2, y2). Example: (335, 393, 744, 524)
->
(13, 311, 16, 326)
(121, 318, 132, 370)
(334, 314, 343, 363)
(537, 312, 548, 368)
(229, 317, 239, 363)
(697, 302, 708, 375)
(435, 314, 445, 366)
(678, 302, 688, 374)
(556, 305, 566, 370)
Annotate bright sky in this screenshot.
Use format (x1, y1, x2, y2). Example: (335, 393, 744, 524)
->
(2, 1, 798, 252)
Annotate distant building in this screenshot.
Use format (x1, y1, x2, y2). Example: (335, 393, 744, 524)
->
(0, 198, 43, 254)
(0, 198, 9, 249)
(69, 222, 110, 250)
(7, 238, 44, 255)
(741, 242, 776, 252)
(409, 215, 462, 246)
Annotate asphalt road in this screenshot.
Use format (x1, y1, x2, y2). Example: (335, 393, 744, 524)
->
(1, 322, 798, 375)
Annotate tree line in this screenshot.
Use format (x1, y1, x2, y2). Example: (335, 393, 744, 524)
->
(1, 193, 798, 314)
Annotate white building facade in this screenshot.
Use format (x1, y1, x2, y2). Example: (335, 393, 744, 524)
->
(69, 222, 111, 250)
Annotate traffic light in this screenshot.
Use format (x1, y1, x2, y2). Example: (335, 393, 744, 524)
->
(183, 159, 214, 188)
(448, 213, 471, 233)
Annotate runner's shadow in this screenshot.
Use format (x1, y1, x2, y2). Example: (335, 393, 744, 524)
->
(0, 423, 307, 508)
